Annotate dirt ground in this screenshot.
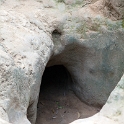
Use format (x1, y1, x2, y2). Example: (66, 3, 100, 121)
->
(36, 83, 101, 124)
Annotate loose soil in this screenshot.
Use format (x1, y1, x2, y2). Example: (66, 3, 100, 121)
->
(36, 83, 100, 124)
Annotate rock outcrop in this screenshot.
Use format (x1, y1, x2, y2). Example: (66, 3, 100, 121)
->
(0, 0, 124, 124)
(71, 74, 124, 124)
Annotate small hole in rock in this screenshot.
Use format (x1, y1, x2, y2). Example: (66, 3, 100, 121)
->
(52, 29, 62, 36)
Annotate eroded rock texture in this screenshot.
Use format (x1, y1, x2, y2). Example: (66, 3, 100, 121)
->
(71, 74, 124, 124)
(0, 0, 124, 124)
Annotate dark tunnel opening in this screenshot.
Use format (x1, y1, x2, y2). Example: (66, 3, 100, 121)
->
(36, 65, 100, 124)
(40, 65, 72, 94)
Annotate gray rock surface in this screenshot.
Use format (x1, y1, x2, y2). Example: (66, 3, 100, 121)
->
(71, 74, 124, 124)
(0, 0, 124, 124)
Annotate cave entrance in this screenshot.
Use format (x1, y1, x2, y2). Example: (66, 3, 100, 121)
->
(36, 65, 100, 124)
(40, 65, 71, 96)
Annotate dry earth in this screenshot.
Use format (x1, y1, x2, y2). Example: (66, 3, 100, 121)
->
(36, 81, 100, 124)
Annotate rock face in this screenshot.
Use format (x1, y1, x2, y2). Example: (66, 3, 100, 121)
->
(0, 0, 124, 124)
(103, 0, 124, 19)
(50, 31, 124, 106)
(71, 74, 124, 124)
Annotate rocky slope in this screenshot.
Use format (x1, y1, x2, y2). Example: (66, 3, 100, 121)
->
(0, 0, 124, 124)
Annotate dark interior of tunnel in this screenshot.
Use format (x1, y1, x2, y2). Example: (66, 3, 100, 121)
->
(40, 65, 72, 94)
(36, 65, 100, 124)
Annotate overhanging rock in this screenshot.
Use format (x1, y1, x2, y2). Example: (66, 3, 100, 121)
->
(0, 0, 124, 124)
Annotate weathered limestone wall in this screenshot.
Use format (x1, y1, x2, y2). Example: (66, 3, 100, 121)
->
(103, 0, 124, 19)
(0, 0, 124, 124)
(49, 31, 124, 106)
(71, 74, 124, 124)
(0, 4, 54, 123)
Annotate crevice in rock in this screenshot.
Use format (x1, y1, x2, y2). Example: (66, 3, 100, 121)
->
(52, 29, 62, 45)
(52, 29, 62, 36)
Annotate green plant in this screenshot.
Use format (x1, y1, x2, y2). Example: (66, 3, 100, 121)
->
(122, 19, 124, 28)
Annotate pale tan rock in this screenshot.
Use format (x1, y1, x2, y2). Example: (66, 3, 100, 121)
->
(0, 118, 11, 124)
(71, 75, 124, 124)
(0, 0, 124, 124)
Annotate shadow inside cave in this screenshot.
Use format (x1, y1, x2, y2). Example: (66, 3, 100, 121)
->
(36, 65, 100, 124)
